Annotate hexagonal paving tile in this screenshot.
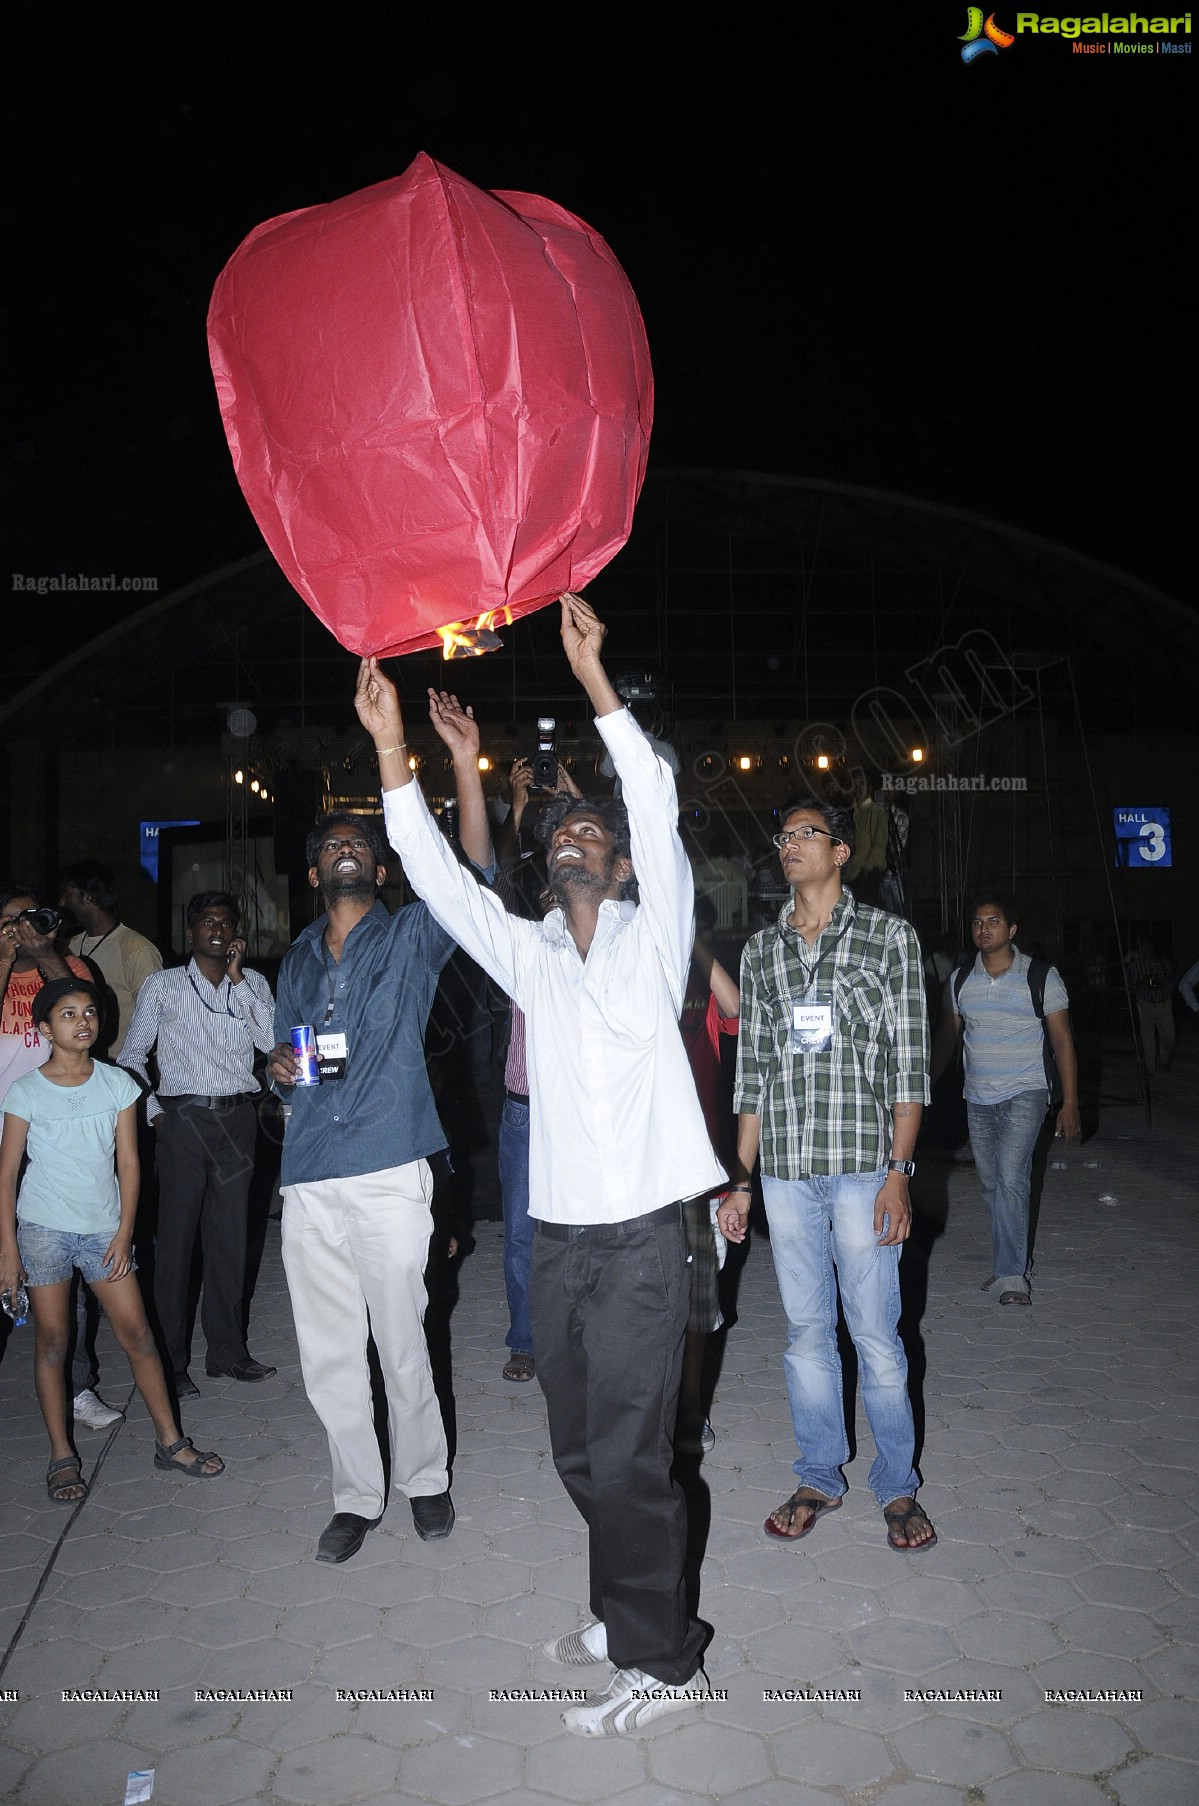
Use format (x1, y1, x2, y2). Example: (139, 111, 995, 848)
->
(848, 1618, 958, 1676)
(649, 1719, 771, 1793)
(278, 1599, 381, 1648)
(1112, 1755, 1199, 1806)
(775, 1720, 895, 1790)
(402, 1731, 522, 1803)
(1012, 1705, 1134, 1773)
(1055, 1603, 1166, 1660)
(952, 1608, 1064, 1665)
(11, 1738, 150, 1806)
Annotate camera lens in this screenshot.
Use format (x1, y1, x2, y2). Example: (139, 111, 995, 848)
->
(21, 907, 61, 936)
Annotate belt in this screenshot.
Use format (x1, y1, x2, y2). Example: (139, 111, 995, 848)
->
(161, 1093, 256, 1112)
(504, 1088, 529, 1105)
(536, 1200, 681, 1241)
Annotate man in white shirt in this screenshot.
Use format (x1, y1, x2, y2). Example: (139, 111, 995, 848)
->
(356, 595, 725, 1738)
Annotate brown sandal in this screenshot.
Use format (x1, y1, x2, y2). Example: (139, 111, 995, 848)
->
(502, 1352, 535, 1382)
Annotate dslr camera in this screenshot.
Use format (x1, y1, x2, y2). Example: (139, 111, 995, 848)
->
(18, 907, 61, 936)
(530, 716, 559, 791)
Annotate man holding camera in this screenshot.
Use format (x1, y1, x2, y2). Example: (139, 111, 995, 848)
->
(358, 595, 725, 1737)
(0, 886, 92, 1102)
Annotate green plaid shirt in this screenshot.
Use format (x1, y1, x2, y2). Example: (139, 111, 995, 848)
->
(735, 890, 930, 1177)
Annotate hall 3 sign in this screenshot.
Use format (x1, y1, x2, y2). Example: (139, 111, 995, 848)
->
(1113, 807, 1172, 869)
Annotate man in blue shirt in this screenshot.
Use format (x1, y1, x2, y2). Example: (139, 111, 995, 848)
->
(268, 709, 492, 1564)
(946, 894, 1080, 1306)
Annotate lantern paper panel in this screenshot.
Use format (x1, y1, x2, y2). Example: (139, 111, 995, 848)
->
(207, 153, 653, 658)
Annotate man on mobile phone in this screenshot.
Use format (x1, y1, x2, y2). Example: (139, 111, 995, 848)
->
(122, 891, 277, 1398)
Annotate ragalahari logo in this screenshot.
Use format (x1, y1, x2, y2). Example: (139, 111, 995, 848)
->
(960, 8, 1016, 59)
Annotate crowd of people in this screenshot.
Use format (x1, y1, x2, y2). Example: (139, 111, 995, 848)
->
(1, 593, 1183, 1739)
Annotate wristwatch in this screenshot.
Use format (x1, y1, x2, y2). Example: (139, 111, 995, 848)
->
(887, 1159, 916, 1177)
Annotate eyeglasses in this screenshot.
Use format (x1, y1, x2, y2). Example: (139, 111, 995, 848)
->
(773, 826, 842, 848)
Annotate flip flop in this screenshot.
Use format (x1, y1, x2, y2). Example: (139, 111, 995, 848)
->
(999, 1291, 1031, 1306)
(47, 1456, 88, 1504)
(763, 1490, 842, 1541)
(884, 1500, 938, 1551)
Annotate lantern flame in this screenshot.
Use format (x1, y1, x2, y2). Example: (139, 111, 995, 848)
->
(437, 607, 514, 660)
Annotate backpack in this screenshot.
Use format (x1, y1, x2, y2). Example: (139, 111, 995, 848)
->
(952, 956, 1063, 1106)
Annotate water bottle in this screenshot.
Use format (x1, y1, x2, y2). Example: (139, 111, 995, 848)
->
(1, 1285, 30, 1327)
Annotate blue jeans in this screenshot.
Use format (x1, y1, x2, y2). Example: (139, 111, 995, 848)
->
(967, 1088, 1047, 1297)
(498, 1099, 534, 1355)
(762, 1172, 918, 1507)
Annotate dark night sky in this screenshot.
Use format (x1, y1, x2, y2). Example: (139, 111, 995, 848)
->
(6, 8, 1192, 695)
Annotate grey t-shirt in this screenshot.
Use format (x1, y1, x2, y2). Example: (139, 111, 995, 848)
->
(950, 948, 1068, 1106)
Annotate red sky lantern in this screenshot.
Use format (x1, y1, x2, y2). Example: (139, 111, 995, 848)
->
(207, 153, 653, 659)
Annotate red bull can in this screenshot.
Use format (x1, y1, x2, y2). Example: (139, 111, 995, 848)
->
(290, 1025, 320, 1086)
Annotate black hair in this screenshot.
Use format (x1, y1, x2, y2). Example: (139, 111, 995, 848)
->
(533, 794, 636, 901)
(305, 811, 388, 869)
(186, 890, 240, 931)
(32, 976, 101, 1030)
(0, 882, 42, 913)
(693, 892, 718, 936)
(778, 795, 856, 855)
(969, 890, 1017, 927)
(59, 860, 119, 915)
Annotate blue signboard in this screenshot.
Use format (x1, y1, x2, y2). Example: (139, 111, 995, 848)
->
(1113, 807, 1171, 870)
(140, 820, 200, 883)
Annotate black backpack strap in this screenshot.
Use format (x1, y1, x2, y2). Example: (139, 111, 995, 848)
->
(951, 963, 969, 1012)
(1026, 956, 1049, 1021)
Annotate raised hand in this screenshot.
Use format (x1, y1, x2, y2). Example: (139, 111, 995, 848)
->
(559, 592, 607, 676)
(428, 689, 480, 762)
(354, 657, 405, 745)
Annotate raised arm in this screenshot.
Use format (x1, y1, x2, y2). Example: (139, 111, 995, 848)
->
(356, 658, 530, 1002)
(561, 595, 693, 1005)
(427, 688, 493, 871)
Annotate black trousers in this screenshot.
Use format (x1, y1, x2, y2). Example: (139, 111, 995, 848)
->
(154, 1101, 256, 1372)
(531, 1205, 705, 1686)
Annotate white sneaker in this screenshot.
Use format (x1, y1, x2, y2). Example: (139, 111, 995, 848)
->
(543, 1619, 608, 1666)
(562, 1666, 708, 1737)
(73, 1389, 123, 1430)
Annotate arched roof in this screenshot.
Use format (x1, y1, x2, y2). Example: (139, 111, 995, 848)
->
(4, 472, 1193, 744)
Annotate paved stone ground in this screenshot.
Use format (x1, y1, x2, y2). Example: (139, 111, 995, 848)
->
(1, 1045, 1196, 1806)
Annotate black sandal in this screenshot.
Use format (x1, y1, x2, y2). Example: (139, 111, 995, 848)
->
(154, 1436, 225, 1478)
(47, 1456, 88, 1504)
(763, 1490, 842, 1541)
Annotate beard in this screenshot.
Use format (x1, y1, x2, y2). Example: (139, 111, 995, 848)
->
(320, 868, 377, 905)
(547, 849, 620, 907)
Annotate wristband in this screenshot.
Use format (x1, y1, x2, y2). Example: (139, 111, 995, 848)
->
(375, 742, 407, 757)
(728, 1183, 752, 1194)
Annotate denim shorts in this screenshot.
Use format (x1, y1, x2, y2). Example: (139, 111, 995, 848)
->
(16, 1222, 135, 1288)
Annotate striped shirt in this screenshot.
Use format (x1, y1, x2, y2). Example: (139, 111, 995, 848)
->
(121, 960, 275, 1122)
(952, 948, 1067, 1106)
(735, 891, 929, 1177)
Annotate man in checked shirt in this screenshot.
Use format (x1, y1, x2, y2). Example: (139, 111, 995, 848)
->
(717, 797, 935, 1553)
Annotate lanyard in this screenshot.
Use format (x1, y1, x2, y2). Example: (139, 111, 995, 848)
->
(780, 915, 853, 992)
(320, 938, 341, 1026)
(187, 968, 236, 1018)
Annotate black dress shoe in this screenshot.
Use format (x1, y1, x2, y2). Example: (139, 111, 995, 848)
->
(205, 1356, 277, 1382)
(175, 1371, 200, 1400)
(315, 1512, 381, 1564)
(410, 1492, 455, 1541)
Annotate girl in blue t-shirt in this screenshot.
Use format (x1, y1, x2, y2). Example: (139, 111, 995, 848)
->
(0, 979, 224, 1502)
